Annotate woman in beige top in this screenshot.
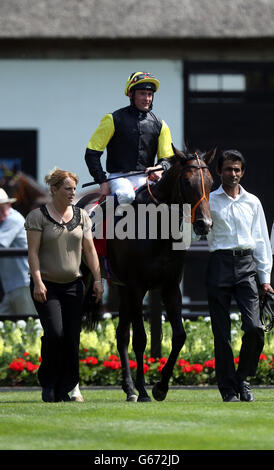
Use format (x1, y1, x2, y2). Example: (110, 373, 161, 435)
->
(25, 168, 103, 403)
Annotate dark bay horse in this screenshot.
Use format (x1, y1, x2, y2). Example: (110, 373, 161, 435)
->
(77, 147, 216, 402)
(0, 168, 49, 217)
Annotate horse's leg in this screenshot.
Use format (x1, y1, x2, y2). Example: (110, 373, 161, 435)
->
(116, 286, 138, 402)
(152, 284, 186, 401)
(70, 383, 84, 402)
(131, 291, 151, 402)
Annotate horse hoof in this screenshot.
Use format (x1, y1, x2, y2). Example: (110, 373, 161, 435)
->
(152, 382, 168, 401)
(126, 394, 138, 402)
(137, 395, 151, 402)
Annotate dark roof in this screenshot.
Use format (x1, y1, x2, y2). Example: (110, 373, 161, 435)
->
(0, 0, 274, 39)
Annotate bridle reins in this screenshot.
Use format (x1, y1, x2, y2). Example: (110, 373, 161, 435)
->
(146, 152, 209, 223)
(146, 175, 159, 204)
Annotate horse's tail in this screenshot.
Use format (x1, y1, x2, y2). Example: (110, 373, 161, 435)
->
(81, 258, 102, 331)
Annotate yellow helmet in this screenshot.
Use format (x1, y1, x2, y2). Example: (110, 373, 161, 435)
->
(124, 72, 160, 96)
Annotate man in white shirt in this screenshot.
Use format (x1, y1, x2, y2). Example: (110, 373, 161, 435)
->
(206, 150, 273, 402)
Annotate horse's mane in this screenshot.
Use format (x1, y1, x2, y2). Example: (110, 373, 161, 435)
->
(174, 145, 207, 162)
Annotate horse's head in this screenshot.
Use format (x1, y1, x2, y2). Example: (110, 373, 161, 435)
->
(0, 170, 50, 217)
(173, 145, 216, 235)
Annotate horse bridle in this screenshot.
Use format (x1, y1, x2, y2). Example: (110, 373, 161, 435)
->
(188, 153, 209, 224)
(146, 152, 209, 223)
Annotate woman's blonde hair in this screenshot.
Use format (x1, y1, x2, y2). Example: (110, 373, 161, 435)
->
(44, 167, 78, 190)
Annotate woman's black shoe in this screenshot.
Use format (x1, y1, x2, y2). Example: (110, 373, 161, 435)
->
(42, 387, 55, 402)
(222, 393, 240, 402)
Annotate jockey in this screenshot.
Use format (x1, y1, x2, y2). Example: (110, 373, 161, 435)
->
(84, 72, 174, 205)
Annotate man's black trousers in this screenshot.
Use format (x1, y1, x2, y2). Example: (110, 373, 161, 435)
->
(206, 250, 264, 398)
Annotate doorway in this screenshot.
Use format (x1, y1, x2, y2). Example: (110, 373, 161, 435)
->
(184, 61, 274, 231)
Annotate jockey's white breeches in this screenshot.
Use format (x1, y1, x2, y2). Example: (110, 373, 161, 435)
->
(108, 172, 147, 204)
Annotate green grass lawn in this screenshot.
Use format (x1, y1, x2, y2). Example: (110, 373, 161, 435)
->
(0, 388, 273, 451)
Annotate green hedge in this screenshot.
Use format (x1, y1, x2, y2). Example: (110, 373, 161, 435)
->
(0, 316, 273, 387)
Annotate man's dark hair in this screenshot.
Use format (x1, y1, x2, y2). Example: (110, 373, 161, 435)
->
(217, 149, 246, 173)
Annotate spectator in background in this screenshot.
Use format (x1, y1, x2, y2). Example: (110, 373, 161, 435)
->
(0, 188, 36, 316)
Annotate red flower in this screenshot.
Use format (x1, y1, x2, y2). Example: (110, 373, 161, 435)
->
(178, 359, 190, 367)
(129, 360, 137, 369)
(259, 354, 267, 361)
(108, 355, 119, 361)
(23, 352, 30, 357)
(143, 363, 150, 374)
(103, 360, 121, 370)
(157, 364, 165, 372)
(158, 357, 168, 365)
(192, 364, 203, 374)
(26, 362, 39, 372)
(83, 348, 88, 353)
(181, 363, 203, 374)
(204, 359, 215, 369)
(9, 358, 40, 373)
(234, 356, 239, 364)
(8, 358, 26, 372)
(110, 361, 121, 370)
(80, 356, 98, 365)
(146, 357, 156, 363)
(85, 356, 98, 365)
(182, 365, 192, 373)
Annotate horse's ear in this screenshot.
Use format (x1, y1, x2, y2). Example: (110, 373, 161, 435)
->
(204, 147, 217, 165)
(172, 143, 187, 161)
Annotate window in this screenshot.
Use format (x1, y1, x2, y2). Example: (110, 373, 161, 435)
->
(189, 74, 246, 92)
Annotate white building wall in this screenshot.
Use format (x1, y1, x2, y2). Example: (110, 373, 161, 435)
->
(0, 59, 183, 192)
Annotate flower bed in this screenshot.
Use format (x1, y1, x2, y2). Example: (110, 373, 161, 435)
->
(0, 316, 273, 387)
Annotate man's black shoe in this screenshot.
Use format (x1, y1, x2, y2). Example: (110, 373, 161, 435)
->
(222, 393, 240, 402)
(239, 381, 254, 402)
(42, 387, 55, 402)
